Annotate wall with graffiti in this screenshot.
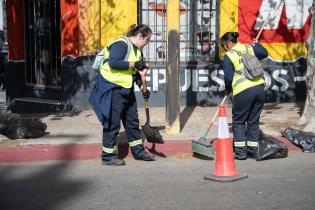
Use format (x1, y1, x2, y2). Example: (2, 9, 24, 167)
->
(137, 0, 311, 106)
(60, 0, 137, 57)
(221, 0, 310, 61)
(5, 0, 312, 110)
(5, 0, 139, 111)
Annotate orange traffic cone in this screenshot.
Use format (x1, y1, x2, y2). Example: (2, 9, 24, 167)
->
(204, 104, 248, 182)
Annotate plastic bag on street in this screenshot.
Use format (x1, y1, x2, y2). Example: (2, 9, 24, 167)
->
(282, 127, 315, 152)
(256, 130, 288, 161)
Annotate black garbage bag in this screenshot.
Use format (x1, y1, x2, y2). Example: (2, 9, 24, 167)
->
(0, 111, 47, 140)
(0, 110, 19, 125)
(0, 122, 8, 133)
(282, 127, 315, 152)
(256, 130, 288, 161)
(4, 119, 47, 140)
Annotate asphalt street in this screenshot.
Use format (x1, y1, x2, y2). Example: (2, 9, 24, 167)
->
(1, 152, 315, 210)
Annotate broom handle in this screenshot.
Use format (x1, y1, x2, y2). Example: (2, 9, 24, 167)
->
(202, 95, 227, 138)
(141, 74, 150, 122)
(255, 11, 272, 40)
(256, 0, 284, 40)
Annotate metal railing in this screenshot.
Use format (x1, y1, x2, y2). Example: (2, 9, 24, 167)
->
(139, 0, 218, 66)
(24, 0, 61, 89)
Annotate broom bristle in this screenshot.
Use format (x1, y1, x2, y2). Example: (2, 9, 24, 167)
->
(192, 138, 215, 158)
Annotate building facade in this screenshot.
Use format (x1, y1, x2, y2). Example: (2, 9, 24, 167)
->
(5, 0, 311, 112)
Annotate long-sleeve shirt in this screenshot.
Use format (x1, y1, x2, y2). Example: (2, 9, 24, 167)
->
(108, 41, 141, 69)
(223, 43, 268, 92)
(108, 41, 130, 69)
(107, 40, 142, 87)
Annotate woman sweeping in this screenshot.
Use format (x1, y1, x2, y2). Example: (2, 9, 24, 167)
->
(220, 32, 268, 160)
(89, 24, 155, 166)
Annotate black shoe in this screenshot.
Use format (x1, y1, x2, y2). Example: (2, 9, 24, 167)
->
(135, 152, 156, 161)
(234, 153, 247, 160)
(247, 149, 257, 159)
(102, 158, 126, 166)
(247, 152, 257, 159)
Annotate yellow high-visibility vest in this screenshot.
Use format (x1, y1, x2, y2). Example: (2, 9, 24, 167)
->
(100, 36, 142, 88)
(226, 43, 265, 96)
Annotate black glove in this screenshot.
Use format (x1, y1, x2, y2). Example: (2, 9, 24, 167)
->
(225, 84, 232, 95)
(135, 61, 148, 71)
(142, 90, 150, 100)
(133, 73, 142, 87)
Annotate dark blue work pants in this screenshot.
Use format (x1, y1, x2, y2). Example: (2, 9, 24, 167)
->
(232, 85, 265, 156)
(102, 88, 144, 161)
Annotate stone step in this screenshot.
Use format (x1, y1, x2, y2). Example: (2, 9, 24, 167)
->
(13, 97, 63, 113)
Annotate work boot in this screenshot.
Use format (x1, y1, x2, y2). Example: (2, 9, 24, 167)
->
(102, 158, 126, 166)
(247, 147, 258, 159)
(135, 152, 156, 161)
(234, 153, 247, 160)
(234, 147, 247, 160)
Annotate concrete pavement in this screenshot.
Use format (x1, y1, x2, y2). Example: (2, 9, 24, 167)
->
(1, 153, 315, 210)
(0, 90, 304, 162)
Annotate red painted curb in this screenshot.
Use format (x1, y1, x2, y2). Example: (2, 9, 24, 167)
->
(0, 137, 301, 163)
(0, 141, 193, 163)
(277, 136, 301, 152)
(0, 143, 101, 163)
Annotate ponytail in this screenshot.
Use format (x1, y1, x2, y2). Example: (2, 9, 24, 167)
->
(220, 32, 239, 44)
(126, 24, 152, 38)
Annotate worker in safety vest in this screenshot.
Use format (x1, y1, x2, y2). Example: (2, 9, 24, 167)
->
(89, 24, 155, 166)
(220, 32, 268, 160)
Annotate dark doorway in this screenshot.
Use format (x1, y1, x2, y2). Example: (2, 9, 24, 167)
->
(24, 0, 61, 90)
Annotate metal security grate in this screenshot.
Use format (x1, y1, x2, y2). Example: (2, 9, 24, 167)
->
(24, 0, 61, 89)
(139, 0, 218, 65)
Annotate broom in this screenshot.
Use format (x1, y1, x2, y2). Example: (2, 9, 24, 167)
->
(191, 95, 227, 158)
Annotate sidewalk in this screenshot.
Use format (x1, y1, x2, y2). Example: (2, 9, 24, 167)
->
(0, 91, 304, 162)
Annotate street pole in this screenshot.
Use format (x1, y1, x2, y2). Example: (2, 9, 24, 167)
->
(166, 0, 180, 134)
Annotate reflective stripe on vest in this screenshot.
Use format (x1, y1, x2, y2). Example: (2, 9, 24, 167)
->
(103, 146, 117, 154)
(226, 43, 265, 96)
(129, 139, 143, 147)
(100, 36, 142, 88)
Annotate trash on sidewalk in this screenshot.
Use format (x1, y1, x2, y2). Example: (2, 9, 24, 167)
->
(256, 130, 288, 161)
(282, 127, 315, 152)
(0, 111, 47, 140)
